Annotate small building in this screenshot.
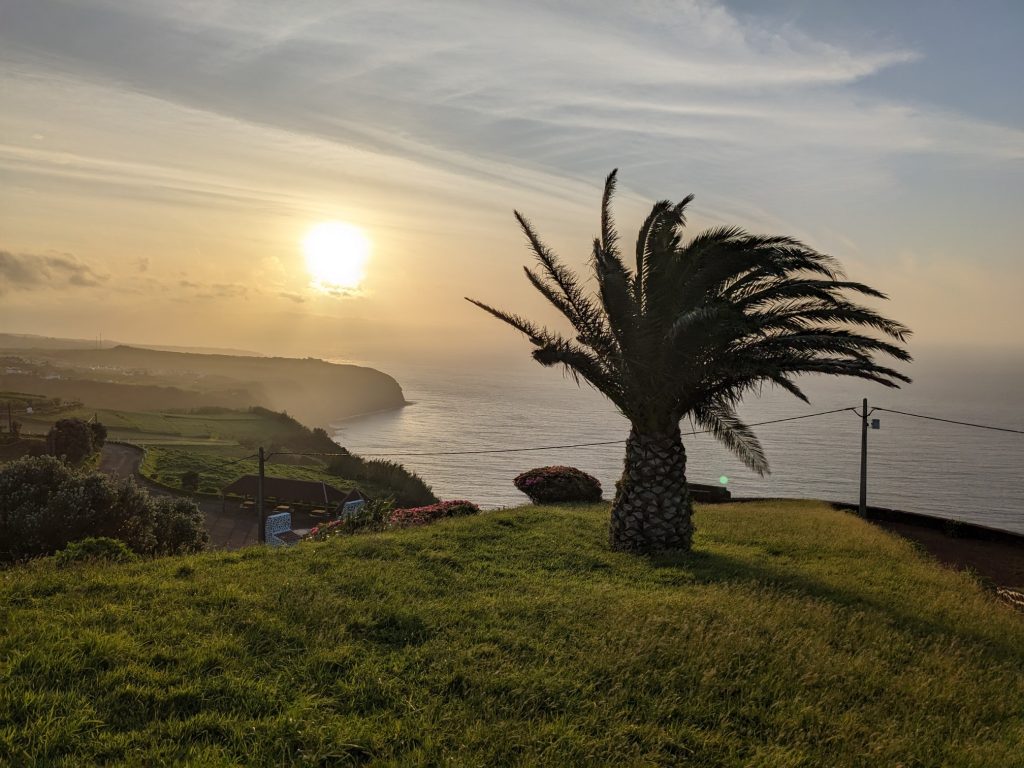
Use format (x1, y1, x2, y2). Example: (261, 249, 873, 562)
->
(335, 488, 369, 516)
(222, 475, 351, 510)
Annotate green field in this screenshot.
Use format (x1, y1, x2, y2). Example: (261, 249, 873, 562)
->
(17, 407, 304, 446)
(2, 501, 1021, 766)
(140, 445, 351, 496)
(5, 402, 435, 506)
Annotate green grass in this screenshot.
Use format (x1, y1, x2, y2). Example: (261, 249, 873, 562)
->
(18, 408, 302, 445)
(9, 403, 433, 505)
(140, 446, 354, 496)
(1, 500, 1021, 766)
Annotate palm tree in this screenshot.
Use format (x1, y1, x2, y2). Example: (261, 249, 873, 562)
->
(468, 171, 911, 554)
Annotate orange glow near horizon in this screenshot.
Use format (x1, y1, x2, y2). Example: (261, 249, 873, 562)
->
(303, 221, 371, 293)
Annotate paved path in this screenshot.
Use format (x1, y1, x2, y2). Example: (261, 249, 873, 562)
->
(99, 444, 258, 550)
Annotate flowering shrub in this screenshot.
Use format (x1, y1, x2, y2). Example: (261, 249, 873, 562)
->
(388, 500, 480, 529)
(304, 499, 480, 541)
(305, 498, 394, 542)
(514, 466, 602, 504)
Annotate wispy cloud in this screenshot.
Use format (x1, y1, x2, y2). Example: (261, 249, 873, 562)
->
(0, 249, 107, 293)
(0, 0, 1021, 350)
(3, 0, 1019, 181)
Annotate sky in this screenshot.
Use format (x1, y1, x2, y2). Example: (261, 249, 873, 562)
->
(1, 0, 1022, 364)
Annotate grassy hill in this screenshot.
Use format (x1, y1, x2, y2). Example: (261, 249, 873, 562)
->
(1, 501, 1021, 766)
(0, 345, 406, 427)
(6, 404, 434, 506)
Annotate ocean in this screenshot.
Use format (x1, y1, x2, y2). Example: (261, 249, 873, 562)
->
(331, 349, 1024, 534)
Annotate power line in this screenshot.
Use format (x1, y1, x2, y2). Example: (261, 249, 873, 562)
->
(684, 406, 859, 435)
(254, 405, 1021, 464)
(874, 407, 1024, 435)
(358, 440, 627, 457)
(295, 407, 858, 458)
(191, 452, 259, 468)
(265, 451, 351, 460)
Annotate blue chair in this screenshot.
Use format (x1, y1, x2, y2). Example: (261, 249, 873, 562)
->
(342, 498, 366, 517)
(265, 511, 300, 546)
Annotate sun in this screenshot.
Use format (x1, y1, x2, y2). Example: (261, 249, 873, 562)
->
(302, 221, 371, 292)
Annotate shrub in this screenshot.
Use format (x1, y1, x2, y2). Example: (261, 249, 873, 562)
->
(514, 466, 602, 504)
(327, 454, 437, 507)
(388, 500, 480, 529)
(180, 470, 200, 492)
(305, 498, 395, 542)
(151, 496, 209, 555)
(46, 418, 98, 465)
(0, 456, 208, 562)
(89, 421, 108, 450)
(55, 537, 138, 567)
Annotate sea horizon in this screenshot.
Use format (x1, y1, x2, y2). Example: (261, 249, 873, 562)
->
(332, 347, 1024, 534)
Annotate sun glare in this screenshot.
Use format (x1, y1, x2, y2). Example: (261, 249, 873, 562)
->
(303, 221, 371, 292)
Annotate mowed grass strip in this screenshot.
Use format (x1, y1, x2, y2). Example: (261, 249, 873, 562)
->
(1, 501, 1022, 766)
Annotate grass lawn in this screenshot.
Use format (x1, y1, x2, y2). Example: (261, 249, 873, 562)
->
(140, 445, 354, 496)
(1, 501, 1022, 766)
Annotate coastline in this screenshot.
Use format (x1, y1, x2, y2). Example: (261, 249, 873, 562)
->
(328, 399, 411, 429)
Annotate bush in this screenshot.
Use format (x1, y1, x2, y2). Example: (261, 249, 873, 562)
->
(151, 496, 209, 555)
(89, 421, 107, 450)
(327, 454, 437, 507)
(305, 498, 395, 542)
(46, 418, 98, 465)
(513, 466, 602, 504)
(55, 537, 138, 567)
(0, 456, 208, 562)
(388, 500, 480, 529)
(180, 470, 200, 492)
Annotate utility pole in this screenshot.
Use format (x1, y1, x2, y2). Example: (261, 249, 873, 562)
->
(257, 446, 266, 544)
(859, 398, 868, 517)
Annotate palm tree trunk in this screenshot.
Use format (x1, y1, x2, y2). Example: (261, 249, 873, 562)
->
(610, 425, 693, 553)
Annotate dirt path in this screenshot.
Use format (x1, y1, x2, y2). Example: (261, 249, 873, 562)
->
(99, 444, 258, 550)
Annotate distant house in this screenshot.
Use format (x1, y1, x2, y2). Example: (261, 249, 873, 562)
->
(222, 475, 351, 508)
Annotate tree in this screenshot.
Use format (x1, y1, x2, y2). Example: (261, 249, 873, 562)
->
(46, 418, 96, 465)
(468, 171, 911, 554)
(89, 420, 107, 450)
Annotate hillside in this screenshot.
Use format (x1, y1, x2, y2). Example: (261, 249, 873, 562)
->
(0, 333, 260, 356)
(1, 501, 1021, 765)
(2, 403, 435, 508)
(0, 345, 406, 427)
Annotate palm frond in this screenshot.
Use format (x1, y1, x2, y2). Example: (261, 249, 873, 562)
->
(515, 212, 618, 358)
(601, 169, 620, 257)
(692, 400, 769, 475)
(468, 170, 912, 458)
